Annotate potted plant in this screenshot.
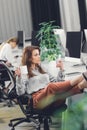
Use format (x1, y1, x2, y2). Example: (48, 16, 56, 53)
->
(36, 21, 62, 61)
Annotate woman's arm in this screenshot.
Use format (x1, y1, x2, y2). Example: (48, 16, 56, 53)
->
(48, 69, 65, 82)
(15, 68, 28, 95)
(16, 76, 27, 95)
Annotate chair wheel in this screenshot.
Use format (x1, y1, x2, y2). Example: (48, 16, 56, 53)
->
(11, 128, 15, 130)
(9, 122, 13, 127)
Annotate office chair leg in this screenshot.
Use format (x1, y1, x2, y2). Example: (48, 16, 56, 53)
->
(9, 117, 25, 126)
(29, 117, 40, 130)
(43, 117, 50, 130)
(10, 118, 29, 130)
(9, 117, 40, 130)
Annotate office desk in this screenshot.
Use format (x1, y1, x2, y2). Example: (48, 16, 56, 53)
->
(64, 57, 86, 79)
(64, 57, 87, 105)
(42, 57, 87, 130)
(62, 57, 87, 130)
(42, 56, 86, 105)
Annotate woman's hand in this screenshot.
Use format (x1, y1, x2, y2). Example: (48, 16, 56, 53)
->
(6, 61, 12, 67)
(78, 79, 87, 90)
(15, 68, 21, 77)
(56, 60, 64, 70)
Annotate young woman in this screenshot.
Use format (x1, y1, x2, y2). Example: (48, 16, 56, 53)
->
(15, 46, 87, 109)
(0, 37, 19, 67)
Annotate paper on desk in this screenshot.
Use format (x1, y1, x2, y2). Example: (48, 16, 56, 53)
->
(65, 57, 81, 63)
(64, 57, 86, 80)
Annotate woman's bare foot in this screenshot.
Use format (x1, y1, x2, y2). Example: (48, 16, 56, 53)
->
(70, 75, 84, 86)
(78, 79, 87, 89)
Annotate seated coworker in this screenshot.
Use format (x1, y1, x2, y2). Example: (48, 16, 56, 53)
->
(15, 46, 87, 109)
(0, 37, 19, 67)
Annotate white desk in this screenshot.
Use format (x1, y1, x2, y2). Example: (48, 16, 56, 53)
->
(45, 57, 86, 80)
(64, 57, 86, 102)
(64, 57, 86, 80)
(62, 57, 87, 130)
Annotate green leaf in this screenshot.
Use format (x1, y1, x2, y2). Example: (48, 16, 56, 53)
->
(37, 21, 63, 61)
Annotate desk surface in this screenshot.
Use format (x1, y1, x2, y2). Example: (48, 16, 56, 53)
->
(45, 57, 86, 79)
(64, 57, 87, 109)
(64, 57, 86, 80)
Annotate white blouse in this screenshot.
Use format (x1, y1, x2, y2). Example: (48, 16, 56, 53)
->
(16, 68, 65, 95)
(0, 43, 14, 65)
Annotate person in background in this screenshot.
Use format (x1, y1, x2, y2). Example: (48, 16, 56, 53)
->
(0, 37, 19, 67)
(15, 46, 87, 109)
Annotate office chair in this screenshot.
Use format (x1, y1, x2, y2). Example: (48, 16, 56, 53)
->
(0, 60, 67, 130)
(9, 94, 67, 130)
(0, 60, 15, 106)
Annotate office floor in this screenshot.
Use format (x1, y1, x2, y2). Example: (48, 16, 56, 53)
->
(0, 101, 62, 130)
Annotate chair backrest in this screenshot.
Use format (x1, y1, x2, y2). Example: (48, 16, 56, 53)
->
(0, 63, 10, 82)
(0, 61, 16, 92)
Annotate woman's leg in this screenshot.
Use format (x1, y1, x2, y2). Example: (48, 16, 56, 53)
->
(33, 75, 86, 109)
(78, 79, 87, 89)
(70, 75, 84, 86)
(32, 80, 70, 108)
(32, 80, 77, 108)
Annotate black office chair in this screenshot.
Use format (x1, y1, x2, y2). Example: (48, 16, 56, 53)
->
(0, 61, 67, 130)
(0, 60, 16, 106)
(8, 94, 67, 130)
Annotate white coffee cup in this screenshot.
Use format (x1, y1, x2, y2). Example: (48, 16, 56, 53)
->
(20, 65, 28, 80)
(20, 65, 28, 75)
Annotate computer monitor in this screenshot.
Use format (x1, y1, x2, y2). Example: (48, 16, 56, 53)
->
(17, 31, 25, 49)
(82, 29, 87, 53)
(53, 29, 66, 49)
(66, 31, 83, 58)
(31, 31, 40, 46)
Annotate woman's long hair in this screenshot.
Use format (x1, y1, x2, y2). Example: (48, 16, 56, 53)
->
(6, 37, 19, 45)
(22, 46, 46, 78)
(0, 37, 19, 50)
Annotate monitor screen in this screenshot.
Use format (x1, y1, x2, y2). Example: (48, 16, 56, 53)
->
(53, 29, 66, 49)
(66, 31, 83, 58)
(83, 29, 87, 53)
(17, 31, 25, 49)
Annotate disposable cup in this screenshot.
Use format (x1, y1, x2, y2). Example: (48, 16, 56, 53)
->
(20, 65, 28, 75)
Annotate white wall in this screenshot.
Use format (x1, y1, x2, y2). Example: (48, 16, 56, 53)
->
(0, 0, 32, 42)
(59, 0, 81, 31)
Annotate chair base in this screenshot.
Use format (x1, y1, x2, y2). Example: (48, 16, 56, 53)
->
(9, 116, 41, 130)
(9, 115, 52, 130)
